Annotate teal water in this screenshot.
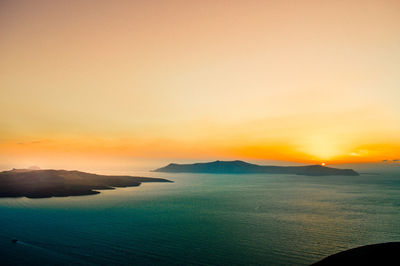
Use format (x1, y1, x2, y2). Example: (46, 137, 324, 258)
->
(0, 170, 399, 265)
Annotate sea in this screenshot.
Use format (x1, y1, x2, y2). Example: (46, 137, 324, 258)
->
(0, 164, 399, 265)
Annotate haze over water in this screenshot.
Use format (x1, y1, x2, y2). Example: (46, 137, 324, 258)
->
(1, 163, 399, 265)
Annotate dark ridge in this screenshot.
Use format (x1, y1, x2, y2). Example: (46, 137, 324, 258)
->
(153, 160, 359, 176)
(311, 242, 400, 265)
(0, 169, 172, 198)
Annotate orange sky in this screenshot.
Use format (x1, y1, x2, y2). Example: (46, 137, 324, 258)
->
(1, 0, 400, 169)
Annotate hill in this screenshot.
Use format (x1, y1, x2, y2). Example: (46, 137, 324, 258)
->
(153, 160, 359, 176)
(0, 169, 171, 198)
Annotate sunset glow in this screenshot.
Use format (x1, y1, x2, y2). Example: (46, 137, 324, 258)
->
(1, 0, 400, 169)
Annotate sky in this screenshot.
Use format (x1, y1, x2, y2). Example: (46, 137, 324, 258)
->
(1, 0, 400, 169)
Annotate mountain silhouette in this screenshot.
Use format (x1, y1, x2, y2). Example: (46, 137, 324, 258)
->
(153, 160, 359, 176)
(0, 169, 171, 198)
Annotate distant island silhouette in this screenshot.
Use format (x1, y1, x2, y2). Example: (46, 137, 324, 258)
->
(0, 169, 172, 198)
(153, 160, 359, 176)
(311, 242, 400, 265)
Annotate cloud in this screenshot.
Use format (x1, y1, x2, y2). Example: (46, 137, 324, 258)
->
(16, 140, 49, 146)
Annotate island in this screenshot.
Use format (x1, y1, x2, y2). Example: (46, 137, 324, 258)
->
(311, 242, 400, 265)
(0, 168, 172, 198)
(153, 160, 359, 176)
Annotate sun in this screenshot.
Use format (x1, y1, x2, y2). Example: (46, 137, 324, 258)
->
(321, 162, 326, 166)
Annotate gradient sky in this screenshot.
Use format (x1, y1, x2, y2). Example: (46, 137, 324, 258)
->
(1, 0, 400, 169)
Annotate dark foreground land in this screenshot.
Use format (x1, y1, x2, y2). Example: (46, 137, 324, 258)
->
(0, 169, 172, 198)
(312, 242, 400, 265)
(154, 160, 359, 176)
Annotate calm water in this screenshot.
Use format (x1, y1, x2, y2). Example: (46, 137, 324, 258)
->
(0, 168, 399, 265)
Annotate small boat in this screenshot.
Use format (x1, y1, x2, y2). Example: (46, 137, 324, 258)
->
(11, 239, 18, 243)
